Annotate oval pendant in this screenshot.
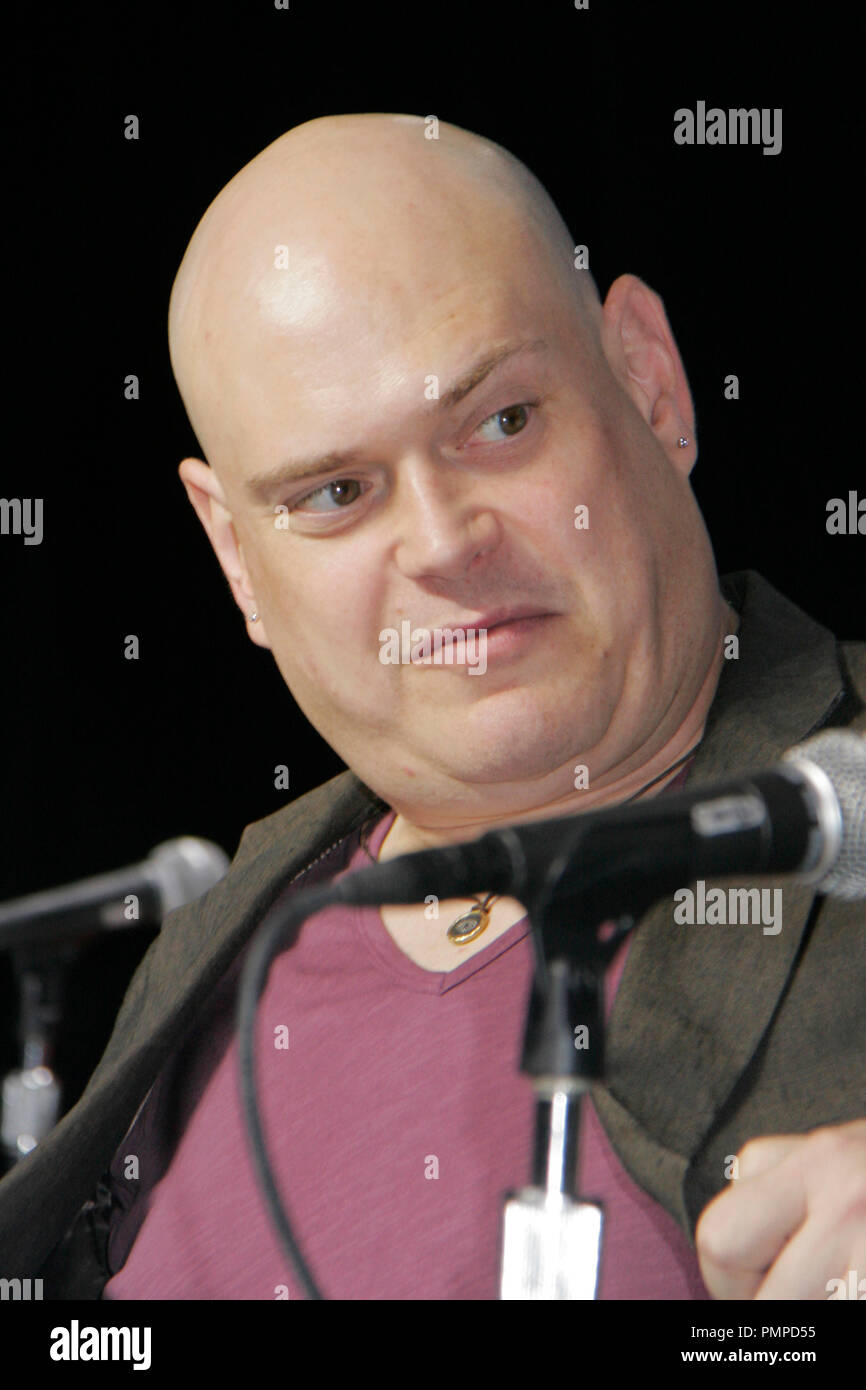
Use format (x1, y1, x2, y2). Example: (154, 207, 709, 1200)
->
(447, 907, 489, 945)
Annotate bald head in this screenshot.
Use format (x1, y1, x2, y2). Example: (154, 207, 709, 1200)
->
(168, 113, 601, 474)
(169, 110, 722, 835)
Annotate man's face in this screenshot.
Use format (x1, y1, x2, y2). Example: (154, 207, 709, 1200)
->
(189, 202, 718, 823)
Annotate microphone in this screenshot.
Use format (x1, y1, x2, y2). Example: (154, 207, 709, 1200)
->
(0, 837, 230, 951)
(332, 731, 866, 922)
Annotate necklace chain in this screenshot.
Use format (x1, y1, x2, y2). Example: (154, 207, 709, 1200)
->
(444, 742, 701, 945)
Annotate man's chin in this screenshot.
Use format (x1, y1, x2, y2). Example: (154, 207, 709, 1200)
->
(402, 714, 606, 789)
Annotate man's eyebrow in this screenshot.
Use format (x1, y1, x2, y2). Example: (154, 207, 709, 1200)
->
(436, 336, 548, 410)
(243, 337, 548, 503)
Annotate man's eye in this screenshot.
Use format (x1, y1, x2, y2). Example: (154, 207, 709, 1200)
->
(287, 403, 536, 515)
(472, 402, 535, 443)
(292, 478, 364, 513)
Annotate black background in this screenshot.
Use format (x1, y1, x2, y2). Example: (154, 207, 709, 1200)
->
(3, 2, 862, 1108)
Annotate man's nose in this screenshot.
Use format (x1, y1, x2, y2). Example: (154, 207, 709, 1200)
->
(391, 459, 500, 581)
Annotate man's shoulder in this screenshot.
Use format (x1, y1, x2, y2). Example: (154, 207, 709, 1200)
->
(720, 570, 864, 716)
(723, 570, 862, 659)
(139, 767, 388, 1006)
(0, 767, 390, 1282)
(231, 766, 387, 868)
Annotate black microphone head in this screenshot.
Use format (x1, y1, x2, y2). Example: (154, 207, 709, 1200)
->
(145, 837, 230, 915)
(782, 730, 866, 900)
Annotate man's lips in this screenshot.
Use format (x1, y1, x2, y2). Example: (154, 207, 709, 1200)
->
(429, 605, 556, 632)
(414, 606, 558, 663)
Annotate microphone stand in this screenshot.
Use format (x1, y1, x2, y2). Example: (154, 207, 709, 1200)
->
(0, 943, 74, 1172)
(499, 890, 636, 1300)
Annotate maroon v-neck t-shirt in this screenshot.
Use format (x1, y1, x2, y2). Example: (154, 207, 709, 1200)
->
(103, 784, 709, 1300)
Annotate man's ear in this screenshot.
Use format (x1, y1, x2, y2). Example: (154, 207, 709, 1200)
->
(178, 457, 271, 648)
(600, 273, 697, 473)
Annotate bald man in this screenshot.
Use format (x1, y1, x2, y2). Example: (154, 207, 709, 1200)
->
(1, 114, 864, 1301)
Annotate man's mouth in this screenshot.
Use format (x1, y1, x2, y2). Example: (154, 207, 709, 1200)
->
(437, 604, 556, 633)
(432, 607, 558, 664)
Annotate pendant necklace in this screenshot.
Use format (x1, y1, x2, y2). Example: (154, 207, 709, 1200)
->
(446, 892, 499, 945)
